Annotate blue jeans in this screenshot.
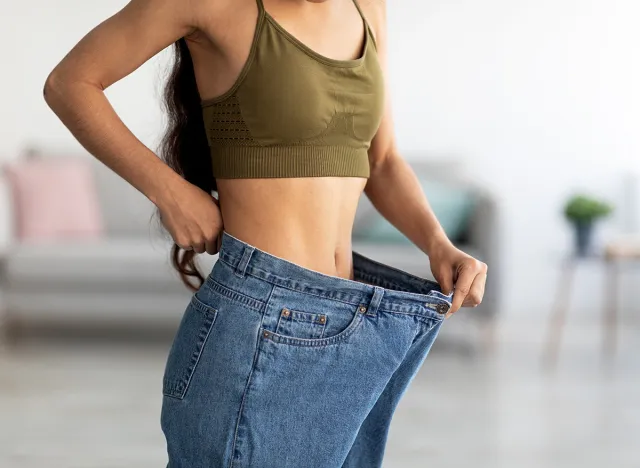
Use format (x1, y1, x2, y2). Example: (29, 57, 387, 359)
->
(161, 231, 452, 468)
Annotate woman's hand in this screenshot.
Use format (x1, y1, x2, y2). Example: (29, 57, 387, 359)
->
(155, 178, 224, 255)
(427, 236, 488, 317)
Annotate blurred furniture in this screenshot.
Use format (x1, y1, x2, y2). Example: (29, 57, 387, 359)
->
(0, 150, 501, 350)
(542, 237, 640, 369)
(352, 159, 502, 351)
(0, 149, 196, 341)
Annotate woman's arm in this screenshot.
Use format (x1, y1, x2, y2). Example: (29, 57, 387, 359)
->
(360, 0, 488, 316)
(43, 0, 226, 254)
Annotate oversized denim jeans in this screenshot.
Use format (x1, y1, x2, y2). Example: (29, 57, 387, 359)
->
(161, 231, 452, 468)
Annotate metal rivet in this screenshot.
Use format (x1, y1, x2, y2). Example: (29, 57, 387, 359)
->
(435, 304, 449, 315)
(282, 308, 290, 317)
(263, 330, 270, 338)
(319, 315, 326, 323)
(359, 306, 367, 313)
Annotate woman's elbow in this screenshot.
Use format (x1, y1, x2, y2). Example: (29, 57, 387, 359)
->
(43, 68, 66, 109)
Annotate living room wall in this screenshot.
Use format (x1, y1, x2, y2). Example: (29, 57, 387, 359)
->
(388, 0, 640, 320)
(0, 1, 170, 160)
(2, 0, 639, 320)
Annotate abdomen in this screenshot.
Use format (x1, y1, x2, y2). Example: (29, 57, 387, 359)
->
(216, 176, 367, 279)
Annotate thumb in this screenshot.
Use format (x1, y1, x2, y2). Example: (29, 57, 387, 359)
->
(437, 268, 454, 295)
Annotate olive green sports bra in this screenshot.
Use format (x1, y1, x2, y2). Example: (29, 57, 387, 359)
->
(200, 0, 385, 179)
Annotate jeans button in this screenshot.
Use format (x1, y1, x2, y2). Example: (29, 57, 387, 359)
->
(436, 303, 449, 315)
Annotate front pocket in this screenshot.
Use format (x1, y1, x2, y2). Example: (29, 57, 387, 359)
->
(261, 303, 367, 348)
(275, 307, 327, 340)
(162, 294, 218, 399)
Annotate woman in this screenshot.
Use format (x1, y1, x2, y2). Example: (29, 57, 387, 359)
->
(44, 0, 488, 466)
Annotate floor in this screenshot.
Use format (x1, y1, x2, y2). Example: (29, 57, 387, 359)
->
(1, 319, 638, 468)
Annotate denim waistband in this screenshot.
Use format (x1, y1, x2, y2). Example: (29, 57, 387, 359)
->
(212, 231, 453, 319)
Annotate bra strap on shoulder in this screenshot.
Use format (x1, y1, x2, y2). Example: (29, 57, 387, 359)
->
(351, 0, 377, 49)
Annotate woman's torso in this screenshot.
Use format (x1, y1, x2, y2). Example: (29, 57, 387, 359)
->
(186, 0, 382, 278)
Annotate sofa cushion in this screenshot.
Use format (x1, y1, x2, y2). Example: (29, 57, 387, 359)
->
(3, 157, 104, 241)
(353, 179, 476, 245)
(5, 238, 213, 292)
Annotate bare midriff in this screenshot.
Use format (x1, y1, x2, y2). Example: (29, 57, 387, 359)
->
(216, 177, 367, 281)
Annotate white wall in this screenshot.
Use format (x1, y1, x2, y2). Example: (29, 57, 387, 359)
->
(0, 1, 170, 160)
(388, 0, 640, 320)
(2, 0, 639, 320)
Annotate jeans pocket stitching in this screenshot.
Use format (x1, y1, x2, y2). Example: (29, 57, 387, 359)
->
(262, 308, 365, 348)
(423, 316, 444, 334)
(163, 295, 218, 400)
(275, 308, 327, 340)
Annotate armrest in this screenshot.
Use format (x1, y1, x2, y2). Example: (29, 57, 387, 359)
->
(0, 170, 15, 256)
(466, 188, 503, 317)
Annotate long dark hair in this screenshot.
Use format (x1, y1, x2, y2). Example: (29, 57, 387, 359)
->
(157, 38, 215, 291)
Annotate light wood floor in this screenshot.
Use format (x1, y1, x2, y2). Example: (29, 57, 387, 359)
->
(1, 320, 638, 468)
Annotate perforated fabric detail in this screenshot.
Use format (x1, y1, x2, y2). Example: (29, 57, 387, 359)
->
(203, 96, 256, 147)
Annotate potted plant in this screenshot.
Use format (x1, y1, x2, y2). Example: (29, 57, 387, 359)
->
(563, 194, 613, 256)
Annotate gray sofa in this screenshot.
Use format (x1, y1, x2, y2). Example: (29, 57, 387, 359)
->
(0, 151, 500, 347)
(0, 152, 196, 333)
(350, 159, 501, 350)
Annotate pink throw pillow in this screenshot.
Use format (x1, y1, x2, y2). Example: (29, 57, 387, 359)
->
(4, 157, 104, 241)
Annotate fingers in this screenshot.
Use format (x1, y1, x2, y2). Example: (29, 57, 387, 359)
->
(175, 234, 206, 255)
(175, 237, 193, 252)
(462, 273, 487, 308)
(205, 229, 223, 255)
(205, 238, 217, 255)
(216, 231, 223, 253)
(192, 242, 206, 254)
(448, 260, 488, 317)
(437, 268, 454, 295)
(176, 228, 222, 255)
(160, 190, 223, 255)
(450, 266, 475, 315)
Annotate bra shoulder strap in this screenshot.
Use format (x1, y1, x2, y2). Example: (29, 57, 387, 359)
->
(351, 0, 378, 50)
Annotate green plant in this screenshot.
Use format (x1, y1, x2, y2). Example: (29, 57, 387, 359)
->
(563, 194, 613, 223)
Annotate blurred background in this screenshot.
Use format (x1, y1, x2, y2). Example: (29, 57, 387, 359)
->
(1, 0, 639, 467)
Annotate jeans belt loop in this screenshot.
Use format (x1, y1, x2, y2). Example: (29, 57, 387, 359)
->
(366, 286, 385, 317)
(234, 245, 256, 278)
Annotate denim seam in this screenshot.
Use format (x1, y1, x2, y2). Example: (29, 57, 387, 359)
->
(203, 277, 264, 311)
(352, 251, 441, 291)
(163, 296, 218, 400)
(382, 308, 442, 325)
(190, 293, 219, 315)
(275, 309, 327, 338)
(261, 312, 365, 348)
(355, 271, 414, 294)
(353, 271, 446, 305)
(219, 248, 378, 293)
(219, 255, 363, 307)
(228, 284, 274, 468)
(179, 309, 216, 399)
(424, 317, 444, 334)
(218, 254, 447, 318)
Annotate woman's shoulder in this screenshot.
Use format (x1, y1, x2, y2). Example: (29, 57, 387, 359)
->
(354, 0, 386, 47)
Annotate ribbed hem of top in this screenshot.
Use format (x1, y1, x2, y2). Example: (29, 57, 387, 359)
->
(210, 146, 371, 179)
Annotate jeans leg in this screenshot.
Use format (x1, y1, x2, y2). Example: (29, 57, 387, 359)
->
(341, 319, 445, 468)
